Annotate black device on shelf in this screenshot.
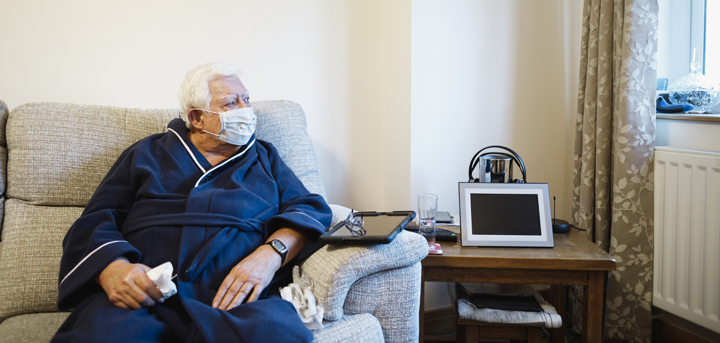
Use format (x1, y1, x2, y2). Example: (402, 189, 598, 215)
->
(405, 225, 458, 242)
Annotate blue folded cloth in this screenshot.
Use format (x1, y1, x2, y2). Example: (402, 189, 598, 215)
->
(657, 96, 693, 113)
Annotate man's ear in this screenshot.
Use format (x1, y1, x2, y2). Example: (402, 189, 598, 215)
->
(187, 109, 205, 130)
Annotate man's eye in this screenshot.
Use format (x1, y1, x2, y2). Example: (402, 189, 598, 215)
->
(244, 98, 250, 104)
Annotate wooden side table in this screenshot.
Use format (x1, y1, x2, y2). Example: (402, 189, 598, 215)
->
(420, 229, 616, 343)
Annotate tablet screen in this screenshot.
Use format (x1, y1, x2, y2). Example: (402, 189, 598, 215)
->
(329, 214, 408, 237)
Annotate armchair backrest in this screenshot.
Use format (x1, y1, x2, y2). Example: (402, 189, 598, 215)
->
(253, 100, 326, 199)
(1, 100, 324, 208)
(0, 99, 325, 323)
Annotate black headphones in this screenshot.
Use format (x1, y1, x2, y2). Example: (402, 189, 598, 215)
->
(468, 145, 527, 183)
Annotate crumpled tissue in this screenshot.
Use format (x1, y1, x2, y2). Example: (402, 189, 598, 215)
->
(279, 265, 324, 330)
(146, 262, 177, 300)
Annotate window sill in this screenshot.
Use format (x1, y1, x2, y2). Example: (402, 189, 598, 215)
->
(656, 113, 720, 123)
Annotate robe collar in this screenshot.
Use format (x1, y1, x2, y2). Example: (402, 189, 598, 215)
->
(166, 118, 256, 187)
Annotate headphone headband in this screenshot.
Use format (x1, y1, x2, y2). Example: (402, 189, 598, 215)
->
(468, 145, 527, 183)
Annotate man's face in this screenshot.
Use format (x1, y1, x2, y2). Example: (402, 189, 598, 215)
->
(203, 75, 250, 135)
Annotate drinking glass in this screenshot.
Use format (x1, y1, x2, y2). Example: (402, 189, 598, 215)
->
(418, 193, 438, 250)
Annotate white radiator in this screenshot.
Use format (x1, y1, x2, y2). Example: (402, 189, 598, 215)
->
(654, 146, 720, 334)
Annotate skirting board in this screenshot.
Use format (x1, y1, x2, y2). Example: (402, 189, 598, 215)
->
(653, 307, 720, 343)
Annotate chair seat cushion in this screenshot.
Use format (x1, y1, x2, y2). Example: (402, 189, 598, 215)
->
(0, 312, 70, 343)
(0, 312, 384, 343)
(0, 312, 383, 343)
(312, 313, 384, 343)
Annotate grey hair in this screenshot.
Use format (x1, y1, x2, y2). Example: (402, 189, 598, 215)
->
(177, 62, 241, 129)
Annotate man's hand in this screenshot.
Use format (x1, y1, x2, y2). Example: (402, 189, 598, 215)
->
(212, 245, 281, 311)
(95, 257, 164, 310)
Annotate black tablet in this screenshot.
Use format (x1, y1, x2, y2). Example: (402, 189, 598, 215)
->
(319, 211, 415, 244)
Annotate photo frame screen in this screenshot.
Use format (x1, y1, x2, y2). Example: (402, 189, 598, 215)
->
(470, 193, 541, 236)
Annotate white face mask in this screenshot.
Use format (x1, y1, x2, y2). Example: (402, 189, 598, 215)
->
(200, 107, 257, 146)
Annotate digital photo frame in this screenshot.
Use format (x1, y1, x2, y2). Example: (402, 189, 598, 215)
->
(458, 182, 554, 248)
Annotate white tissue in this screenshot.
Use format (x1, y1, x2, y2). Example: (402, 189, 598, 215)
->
(146, 262, 177, 300)
(280, 266, 324, 330)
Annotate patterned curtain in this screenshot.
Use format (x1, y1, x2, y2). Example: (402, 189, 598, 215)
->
(570, 0, 657, 342)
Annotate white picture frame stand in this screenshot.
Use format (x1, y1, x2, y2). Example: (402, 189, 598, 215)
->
(458, 182, 554, 248)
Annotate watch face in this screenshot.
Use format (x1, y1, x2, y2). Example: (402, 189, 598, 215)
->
(272, 240, 287, 253)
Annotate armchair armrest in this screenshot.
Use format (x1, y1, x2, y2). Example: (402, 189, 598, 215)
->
(300, 205, 429, 321)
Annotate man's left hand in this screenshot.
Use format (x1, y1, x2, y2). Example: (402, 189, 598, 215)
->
(212, 244, 281, 311)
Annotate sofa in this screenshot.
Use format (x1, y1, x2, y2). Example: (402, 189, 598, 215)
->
(0, 99, 428, 343)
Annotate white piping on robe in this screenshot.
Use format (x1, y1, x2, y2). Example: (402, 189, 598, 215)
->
(167, 128, 206, 173)
(289, 212, 326, 230)
(59, 240, 127, 287)
(167, 132, 321, 227)
(193, 139, 256, 188)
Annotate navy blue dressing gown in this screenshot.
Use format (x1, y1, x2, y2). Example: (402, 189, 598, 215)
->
(52, 118, 332, 343)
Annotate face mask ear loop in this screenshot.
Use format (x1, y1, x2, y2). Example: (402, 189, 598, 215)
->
(195, 108, 224, 140)
(201, 130, 221, 140)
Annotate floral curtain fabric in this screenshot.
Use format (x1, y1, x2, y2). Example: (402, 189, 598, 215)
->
(571, 0, 657, 342)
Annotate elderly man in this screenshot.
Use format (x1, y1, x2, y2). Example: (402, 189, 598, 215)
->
(52, 63, 331, 343)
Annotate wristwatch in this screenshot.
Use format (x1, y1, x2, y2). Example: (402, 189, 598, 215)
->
(265, 239, 288, 265)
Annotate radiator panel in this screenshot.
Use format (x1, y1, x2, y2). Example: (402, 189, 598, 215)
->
(653, 147, 720, 334)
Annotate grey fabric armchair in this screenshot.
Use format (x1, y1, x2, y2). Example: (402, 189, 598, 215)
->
(0, 100, 428, 343)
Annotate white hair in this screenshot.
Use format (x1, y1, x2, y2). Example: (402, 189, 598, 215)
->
(177, 62, 241, 129)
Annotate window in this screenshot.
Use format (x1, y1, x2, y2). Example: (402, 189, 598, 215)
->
(657, 0, 720, 86)
(706, 1, 720, 81)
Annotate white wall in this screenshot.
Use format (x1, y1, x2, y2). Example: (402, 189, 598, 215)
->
(0, 0, 582, 311)
(0, 0, 413, 211)
(656, 119, 720, 152)
(411, 0, 582, 309)
(410, 0, 580, 218)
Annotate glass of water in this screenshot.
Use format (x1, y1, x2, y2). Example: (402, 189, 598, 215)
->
(417, 193, 438, 250)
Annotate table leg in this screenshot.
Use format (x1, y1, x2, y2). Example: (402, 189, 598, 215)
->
(551, 285, 567, 343)
(420, 271, 425, 343)
(582, 271, 604, 343)
(464, 325, 478, 343)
